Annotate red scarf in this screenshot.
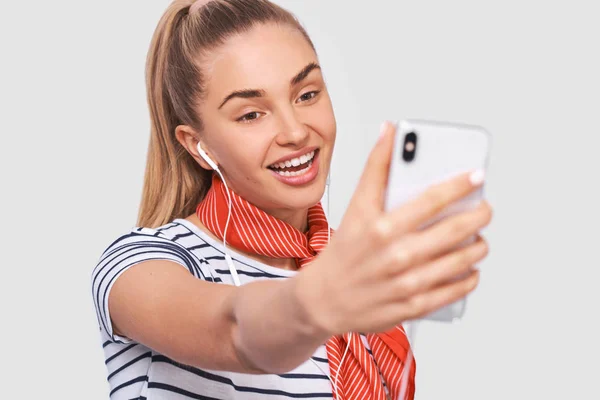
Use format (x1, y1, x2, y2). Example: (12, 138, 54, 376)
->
(196, 174, 416, 400)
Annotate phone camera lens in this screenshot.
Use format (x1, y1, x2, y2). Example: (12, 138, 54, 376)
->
(402, 131, 418, 162)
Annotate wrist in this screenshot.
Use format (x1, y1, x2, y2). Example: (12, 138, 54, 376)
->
(288, 267, 336, 341)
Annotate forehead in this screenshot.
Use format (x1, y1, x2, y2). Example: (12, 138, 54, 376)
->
(203, 23, 318, 96)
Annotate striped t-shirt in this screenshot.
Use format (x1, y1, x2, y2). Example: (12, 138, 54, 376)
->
(91, 218, 379, 399)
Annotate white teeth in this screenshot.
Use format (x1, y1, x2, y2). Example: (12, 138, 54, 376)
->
(270, 150, 315, 170)
(275, 160, 313, 177)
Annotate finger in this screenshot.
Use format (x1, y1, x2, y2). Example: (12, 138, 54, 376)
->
(406, 200, 492, 261)
(348, 121, 397, 213)
(386, 169, 486, 234)
(376, 200, 490, 276)
(395, 269, 480, 321)
(388, 236, 488, 300)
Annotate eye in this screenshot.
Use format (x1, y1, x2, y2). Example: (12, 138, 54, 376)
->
(237, 111, 262, 123)
(297, 90, 321, 103)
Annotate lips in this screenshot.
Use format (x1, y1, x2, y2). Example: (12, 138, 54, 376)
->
(268, 149, 321, 185)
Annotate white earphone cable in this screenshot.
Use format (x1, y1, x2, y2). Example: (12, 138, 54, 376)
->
(397, 321, 418, 400)
(317, 174, 353, 398)
(333, 332, 352, 397)
(212, 168, 241, 287)
(308, 175, 351, 396)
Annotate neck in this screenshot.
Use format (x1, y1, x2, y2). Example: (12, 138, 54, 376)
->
(267, 207, 309, 232)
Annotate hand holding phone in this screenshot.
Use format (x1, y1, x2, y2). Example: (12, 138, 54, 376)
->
(298, 121, 492, 337)
(385, 119, 492, 322)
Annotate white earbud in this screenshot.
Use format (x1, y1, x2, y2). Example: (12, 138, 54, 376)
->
(196, 142, 220, 171)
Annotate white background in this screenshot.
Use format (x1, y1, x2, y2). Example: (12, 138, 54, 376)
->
(1, 0, 599, 398)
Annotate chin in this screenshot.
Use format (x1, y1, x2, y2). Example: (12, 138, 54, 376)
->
(269, 177, 327, 211)
(293, 186, 326, 208)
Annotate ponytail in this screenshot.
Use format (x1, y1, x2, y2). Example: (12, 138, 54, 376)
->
(137, 1, 210, 227)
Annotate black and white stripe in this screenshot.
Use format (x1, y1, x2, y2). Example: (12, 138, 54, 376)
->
(91, 219, 348, 399)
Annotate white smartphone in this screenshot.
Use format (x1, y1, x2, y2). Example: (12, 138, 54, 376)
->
(384, 119, 492, 322)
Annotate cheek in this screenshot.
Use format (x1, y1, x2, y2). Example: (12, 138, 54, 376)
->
(314, 99, 337, 141)
(200, 115, 270, 183)
(221, 136, 269, 174)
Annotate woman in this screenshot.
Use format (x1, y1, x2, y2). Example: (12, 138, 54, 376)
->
(91, 0, 492, 399)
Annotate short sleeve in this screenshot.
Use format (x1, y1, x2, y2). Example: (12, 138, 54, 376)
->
(91, 227, 196, 344)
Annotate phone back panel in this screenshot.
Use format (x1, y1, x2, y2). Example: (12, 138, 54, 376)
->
(385, 119, 491, 322)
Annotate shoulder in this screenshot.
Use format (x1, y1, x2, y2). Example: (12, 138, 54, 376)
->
(98, 219, 210, 257)
(92, 219, 214, 282)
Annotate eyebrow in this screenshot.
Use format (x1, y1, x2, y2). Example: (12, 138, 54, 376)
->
(218, 62, 321, 109)
(218, 89, 265, 109)
(290, 62, 321, 86)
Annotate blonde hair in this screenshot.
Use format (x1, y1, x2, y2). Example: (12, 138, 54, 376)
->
(138, 0, 315, 227)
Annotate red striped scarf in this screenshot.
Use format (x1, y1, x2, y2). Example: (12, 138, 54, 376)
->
(196, 174, 416, 400)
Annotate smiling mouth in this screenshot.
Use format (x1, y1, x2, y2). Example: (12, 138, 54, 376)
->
(267, 149, 318, 177)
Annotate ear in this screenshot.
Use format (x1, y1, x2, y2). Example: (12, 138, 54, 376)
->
(175, 124, 217, 171)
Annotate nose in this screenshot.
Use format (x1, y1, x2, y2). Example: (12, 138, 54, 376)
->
(274, 108, 310, 147)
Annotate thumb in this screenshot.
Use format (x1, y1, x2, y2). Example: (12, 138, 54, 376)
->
(350, 121, 397, 213)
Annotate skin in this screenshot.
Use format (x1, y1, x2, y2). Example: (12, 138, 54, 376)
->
(108, 21, 493, 377)
(176, 23, 335, 271)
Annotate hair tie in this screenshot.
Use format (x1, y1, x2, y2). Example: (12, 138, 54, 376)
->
(189, 0, 212, 14)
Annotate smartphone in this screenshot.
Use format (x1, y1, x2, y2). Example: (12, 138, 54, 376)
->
(384, 119, 492, 322)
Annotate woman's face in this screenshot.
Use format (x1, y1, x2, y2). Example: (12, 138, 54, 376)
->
(195, 23, 336, 220)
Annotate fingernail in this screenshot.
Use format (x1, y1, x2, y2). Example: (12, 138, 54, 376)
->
(379, 121, 391, 139)
(469, 169, 485, 186)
